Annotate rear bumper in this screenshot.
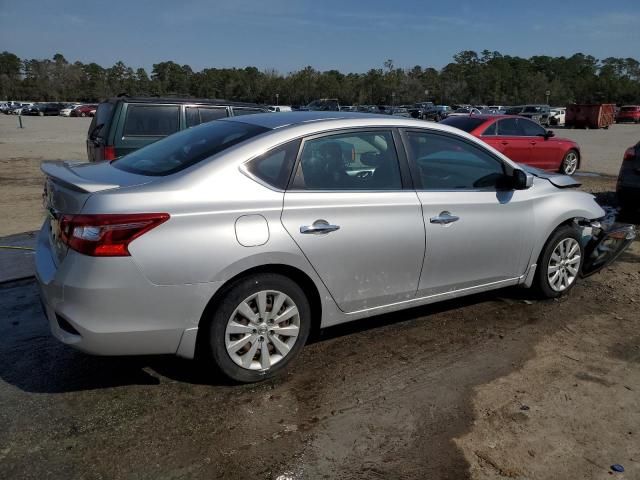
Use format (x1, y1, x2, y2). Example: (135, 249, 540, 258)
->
(35, 222, 220, 358)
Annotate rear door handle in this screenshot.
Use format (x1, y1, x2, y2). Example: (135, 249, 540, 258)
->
(501, 141, 509, 145)
(430, 211, 460, 225)
(300, 219, 340, 234)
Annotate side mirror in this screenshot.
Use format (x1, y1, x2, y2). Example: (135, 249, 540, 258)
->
(545, 130, 555, 139)
(512, 169, 533, 190)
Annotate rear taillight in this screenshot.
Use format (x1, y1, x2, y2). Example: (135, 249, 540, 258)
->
(623, 147, 636, 162)
(60, 213, 169, 257)
(103, 146, 116, 161)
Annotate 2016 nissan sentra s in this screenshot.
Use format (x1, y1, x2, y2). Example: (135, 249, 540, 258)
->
(36, 112, 636, 383)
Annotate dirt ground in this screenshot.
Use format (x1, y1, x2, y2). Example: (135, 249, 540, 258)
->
(0, 115, 639, 479)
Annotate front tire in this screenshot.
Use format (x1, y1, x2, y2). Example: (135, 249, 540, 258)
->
(206, 273, 311, 383)
(560, 150, 579, 175)
(533, 225, 583, 299)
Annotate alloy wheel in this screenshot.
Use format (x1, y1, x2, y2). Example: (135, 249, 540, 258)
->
(547, 238, 581, 292)
(225, 290, 300, 371)
(562, 152, 578, 175)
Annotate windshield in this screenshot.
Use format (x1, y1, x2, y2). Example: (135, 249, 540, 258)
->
(523, 106, 541, 113)
(439, 116, 487, 132)
(112, 120, 269, 176)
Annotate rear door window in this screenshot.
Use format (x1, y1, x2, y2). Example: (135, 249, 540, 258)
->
(123, 105, 180, 136)
(186, 107, 229, 127)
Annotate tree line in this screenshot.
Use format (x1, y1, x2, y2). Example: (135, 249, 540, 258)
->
(1, 50, 639, 107)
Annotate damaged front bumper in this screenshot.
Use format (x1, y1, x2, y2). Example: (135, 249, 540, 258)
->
(579, 209, 637, 277)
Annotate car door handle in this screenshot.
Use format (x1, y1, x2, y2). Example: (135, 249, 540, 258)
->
(430, 211, 460, 225)
(501, 141, 509, 145)
(530, 141, 537, 145)
(300, 219, 340, 234)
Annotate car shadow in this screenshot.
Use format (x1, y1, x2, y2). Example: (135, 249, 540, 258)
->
(0, 278, 539, 394)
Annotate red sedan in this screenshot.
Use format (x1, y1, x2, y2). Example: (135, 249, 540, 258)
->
(71, 104, 97, 117)
(440, 115, 580, 175)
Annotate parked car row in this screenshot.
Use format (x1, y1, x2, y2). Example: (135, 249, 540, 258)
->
(1, 101, 99, 117)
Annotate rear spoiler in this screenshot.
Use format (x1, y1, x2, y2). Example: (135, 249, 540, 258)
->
(40, 161, 120, 193)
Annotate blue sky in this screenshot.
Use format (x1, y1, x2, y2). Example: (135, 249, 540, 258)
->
(1, 0, 639, 73)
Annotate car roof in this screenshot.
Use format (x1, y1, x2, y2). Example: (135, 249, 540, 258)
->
(222, 111, 386, 129)
(103, 96, 264, 108)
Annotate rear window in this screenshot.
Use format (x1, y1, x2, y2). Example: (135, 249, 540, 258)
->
(439, 116, 487, 133)
(88, 102, 114, 141)
(123, 105, 180, 136)
(112, 120, 269, 176)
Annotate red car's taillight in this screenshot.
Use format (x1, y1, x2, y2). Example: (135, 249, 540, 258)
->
(103, 145, 116, 161)
(623, 147, 636, 162)
(60, 213, 169, 257)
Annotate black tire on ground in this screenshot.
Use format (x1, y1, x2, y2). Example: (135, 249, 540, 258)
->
(532, 225, 583, 299)
(205, 273, 311, 383)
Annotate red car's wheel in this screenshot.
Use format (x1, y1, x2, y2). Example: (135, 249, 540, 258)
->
(560, 150, 579, 175)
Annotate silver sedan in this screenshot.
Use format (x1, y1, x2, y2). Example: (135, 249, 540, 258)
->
(36, 112, 635, 382)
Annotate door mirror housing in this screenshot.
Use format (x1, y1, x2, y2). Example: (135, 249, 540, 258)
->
(512, 169, 533, 190)
(544, 129, 555, 139)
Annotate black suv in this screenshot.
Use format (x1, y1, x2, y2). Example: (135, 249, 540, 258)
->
(87, 97, 270, 161)
(519, 105, 551, 126)
(23, 103, 65, 116)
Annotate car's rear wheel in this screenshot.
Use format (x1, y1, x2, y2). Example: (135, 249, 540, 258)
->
(80, 112, 86, 117)
(533, 225, 583, 298)
(206, 273, 311, 383)
(560, 150, 579, 175)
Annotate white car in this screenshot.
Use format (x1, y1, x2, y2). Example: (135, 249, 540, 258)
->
(59, 104, 82, 117)
(550, 108, 566, 126)
(448, 107, 482, 117)
(267, 105, 293, 112)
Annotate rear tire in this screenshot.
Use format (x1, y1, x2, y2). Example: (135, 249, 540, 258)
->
(560, 150, 579, 175)
(205, 273, 311, 383)
(533, 225, 583, 299)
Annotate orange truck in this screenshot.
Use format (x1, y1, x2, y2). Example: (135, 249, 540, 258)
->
(565, 104, 615, 129)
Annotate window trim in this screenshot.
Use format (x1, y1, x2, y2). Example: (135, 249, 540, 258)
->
(287, 127, 412, 192)
(399, 128, 508, 192)
(121, 103, 181, 138)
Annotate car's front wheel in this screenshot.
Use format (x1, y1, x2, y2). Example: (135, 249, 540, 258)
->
(560, 150, 579, 175)
(206, 273, 311, 383)
(533, 225, 583, 298)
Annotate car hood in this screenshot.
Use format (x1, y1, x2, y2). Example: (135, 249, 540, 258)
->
(518, 164, 581, 188)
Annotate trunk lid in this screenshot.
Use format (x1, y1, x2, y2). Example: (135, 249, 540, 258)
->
(41, 160, 152, 264)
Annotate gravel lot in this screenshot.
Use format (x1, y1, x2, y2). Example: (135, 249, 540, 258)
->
(0, 114, 639, 479)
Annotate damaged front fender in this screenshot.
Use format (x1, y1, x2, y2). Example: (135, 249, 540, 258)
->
(580, 210, 636, 277)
